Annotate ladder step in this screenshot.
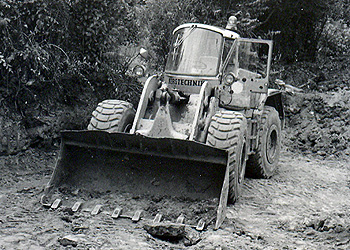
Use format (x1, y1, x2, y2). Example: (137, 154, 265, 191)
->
(132, 210, 143, 222)
(71, 201, 82, 212)
(176, 214, 185, 224)
(111, 208, 123, 219)
(153, 213, 162, 223)
(51, 199, 62, 210)
(91, 205, 102, 215)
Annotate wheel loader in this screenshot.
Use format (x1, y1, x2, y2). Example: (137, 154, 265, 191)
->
(41, 17, 284, 230)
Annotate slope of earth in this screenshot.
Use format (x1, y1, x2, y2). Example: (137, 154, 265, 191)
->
(283, 89, 350, 158)
(0, 148, 349, 249)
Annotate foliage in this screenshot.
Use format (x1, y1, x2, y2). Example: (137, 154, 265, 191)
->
(255, 0, 328, 62)
(144, 0, 236, 66)
(145, 0, 331, 64)
(327, 0, 350, 24)
(0, 0, 348, 127)
(0, 0, 342, 114)
(319, 19, 350, 56)
(0, 0, 141, 116)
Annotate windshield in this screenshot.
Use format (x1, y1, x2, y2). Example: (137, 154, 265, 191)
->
(165, 27, 223, 76)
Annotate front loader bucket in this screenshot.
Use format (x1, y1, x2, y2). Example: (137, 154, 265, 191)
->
(42, 130, 230, 229)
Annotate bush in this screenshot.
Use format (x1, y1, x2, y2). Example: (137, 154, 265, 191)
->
(0, 0, 141, 115)
(319, 19, 350, 56)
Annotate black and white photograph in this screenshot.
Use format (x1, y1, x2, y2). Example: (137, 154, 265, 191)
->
(0, 0, 349, 249)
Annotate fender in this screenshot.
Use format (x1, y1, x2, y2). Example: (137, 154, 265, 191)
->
(265, 89, 285, 128)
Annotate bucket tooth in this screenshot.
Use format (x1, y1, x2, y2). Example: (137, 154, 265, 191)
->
(71, 201, 82, 212)
(111, 208, 123, 219)
(41, 130, 230, 230)
(132, 210, 143, 222)
(91, 205, 102, 215)
(153, 213, 162, 223)
(51, 199, 62, 210)
(176, 214, 185, 224)
(196, 219, 206, 231)
(41, 195, 52, 208)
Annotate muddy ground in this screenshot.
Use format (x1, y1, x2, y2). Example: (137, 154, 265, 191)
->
(0, 145, 349, 249)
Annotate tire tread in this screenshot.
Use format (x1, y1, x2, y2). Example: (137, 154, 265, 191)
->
(88, 100, 135, 132)
(206, 111, 247, 203)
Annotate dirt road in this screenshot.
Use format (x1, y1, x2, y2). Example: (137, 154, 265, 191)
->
(0, 149, 349, 249)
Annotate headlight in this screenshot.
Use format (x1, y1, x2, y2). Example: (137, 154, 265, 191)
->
(224, 73, 237, 85)
(132, 65, 145, 77)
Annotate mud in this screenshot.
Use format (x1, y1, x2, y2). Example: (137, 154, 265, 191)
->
(1, 147, 349, 249)
(284, 89, 350, 157)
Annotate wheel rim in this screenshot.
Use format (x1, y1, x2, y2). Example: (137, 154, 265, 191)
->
(266, 124, 278, 164)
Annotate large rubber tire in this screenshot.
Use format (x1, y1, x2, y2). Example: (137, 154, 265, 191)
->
(87, 100, 135, 133)
(206, 111, 247, 204)
(246, 106, 281, 178)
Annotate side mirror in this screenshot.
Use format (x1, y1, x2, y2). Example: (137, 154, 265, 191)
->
(139, 48, 149, 59)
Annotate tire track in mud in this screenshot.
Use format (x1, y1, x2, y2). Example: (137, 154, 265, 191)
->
(1, 149, 350, 249)
(0, 182, 160, 250)
(222, 151, 350, 249)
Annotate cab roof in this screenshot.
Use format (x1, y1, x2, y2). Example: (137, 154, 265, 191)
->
(173, 23, 240, 39)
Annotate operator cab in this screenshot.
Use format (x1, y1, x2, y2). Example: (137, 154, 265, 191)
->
(164, 20, 273, 110)
(166, 23, 240, 77)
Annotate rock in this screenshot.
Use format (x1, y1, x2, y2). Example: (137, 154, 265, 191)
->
(184, 227, 201, 246)
(144, 222, 185, 241)
(323, 216, 346, 232)
(302, 216, 334, 232)
(72, 225, 89, 232)
(305, 228, 316, 236)
(306, 217, 327, 231)
(302, 217, 314, 228)
(317, 150, 327, 156)
(59, 236, 78, 247)
(58, 234, 87, 247)
(60, 215, 72, 223)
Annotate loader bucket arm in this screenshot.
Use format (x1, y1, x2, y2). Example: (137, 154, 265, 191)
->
(42, 130, 231, 229)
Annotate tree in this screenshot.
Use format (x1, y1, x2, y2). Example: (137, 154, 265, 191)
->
(144, 0, 329, 64)
(255, 0, 328, 62)
(0, 0, 141, 113)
